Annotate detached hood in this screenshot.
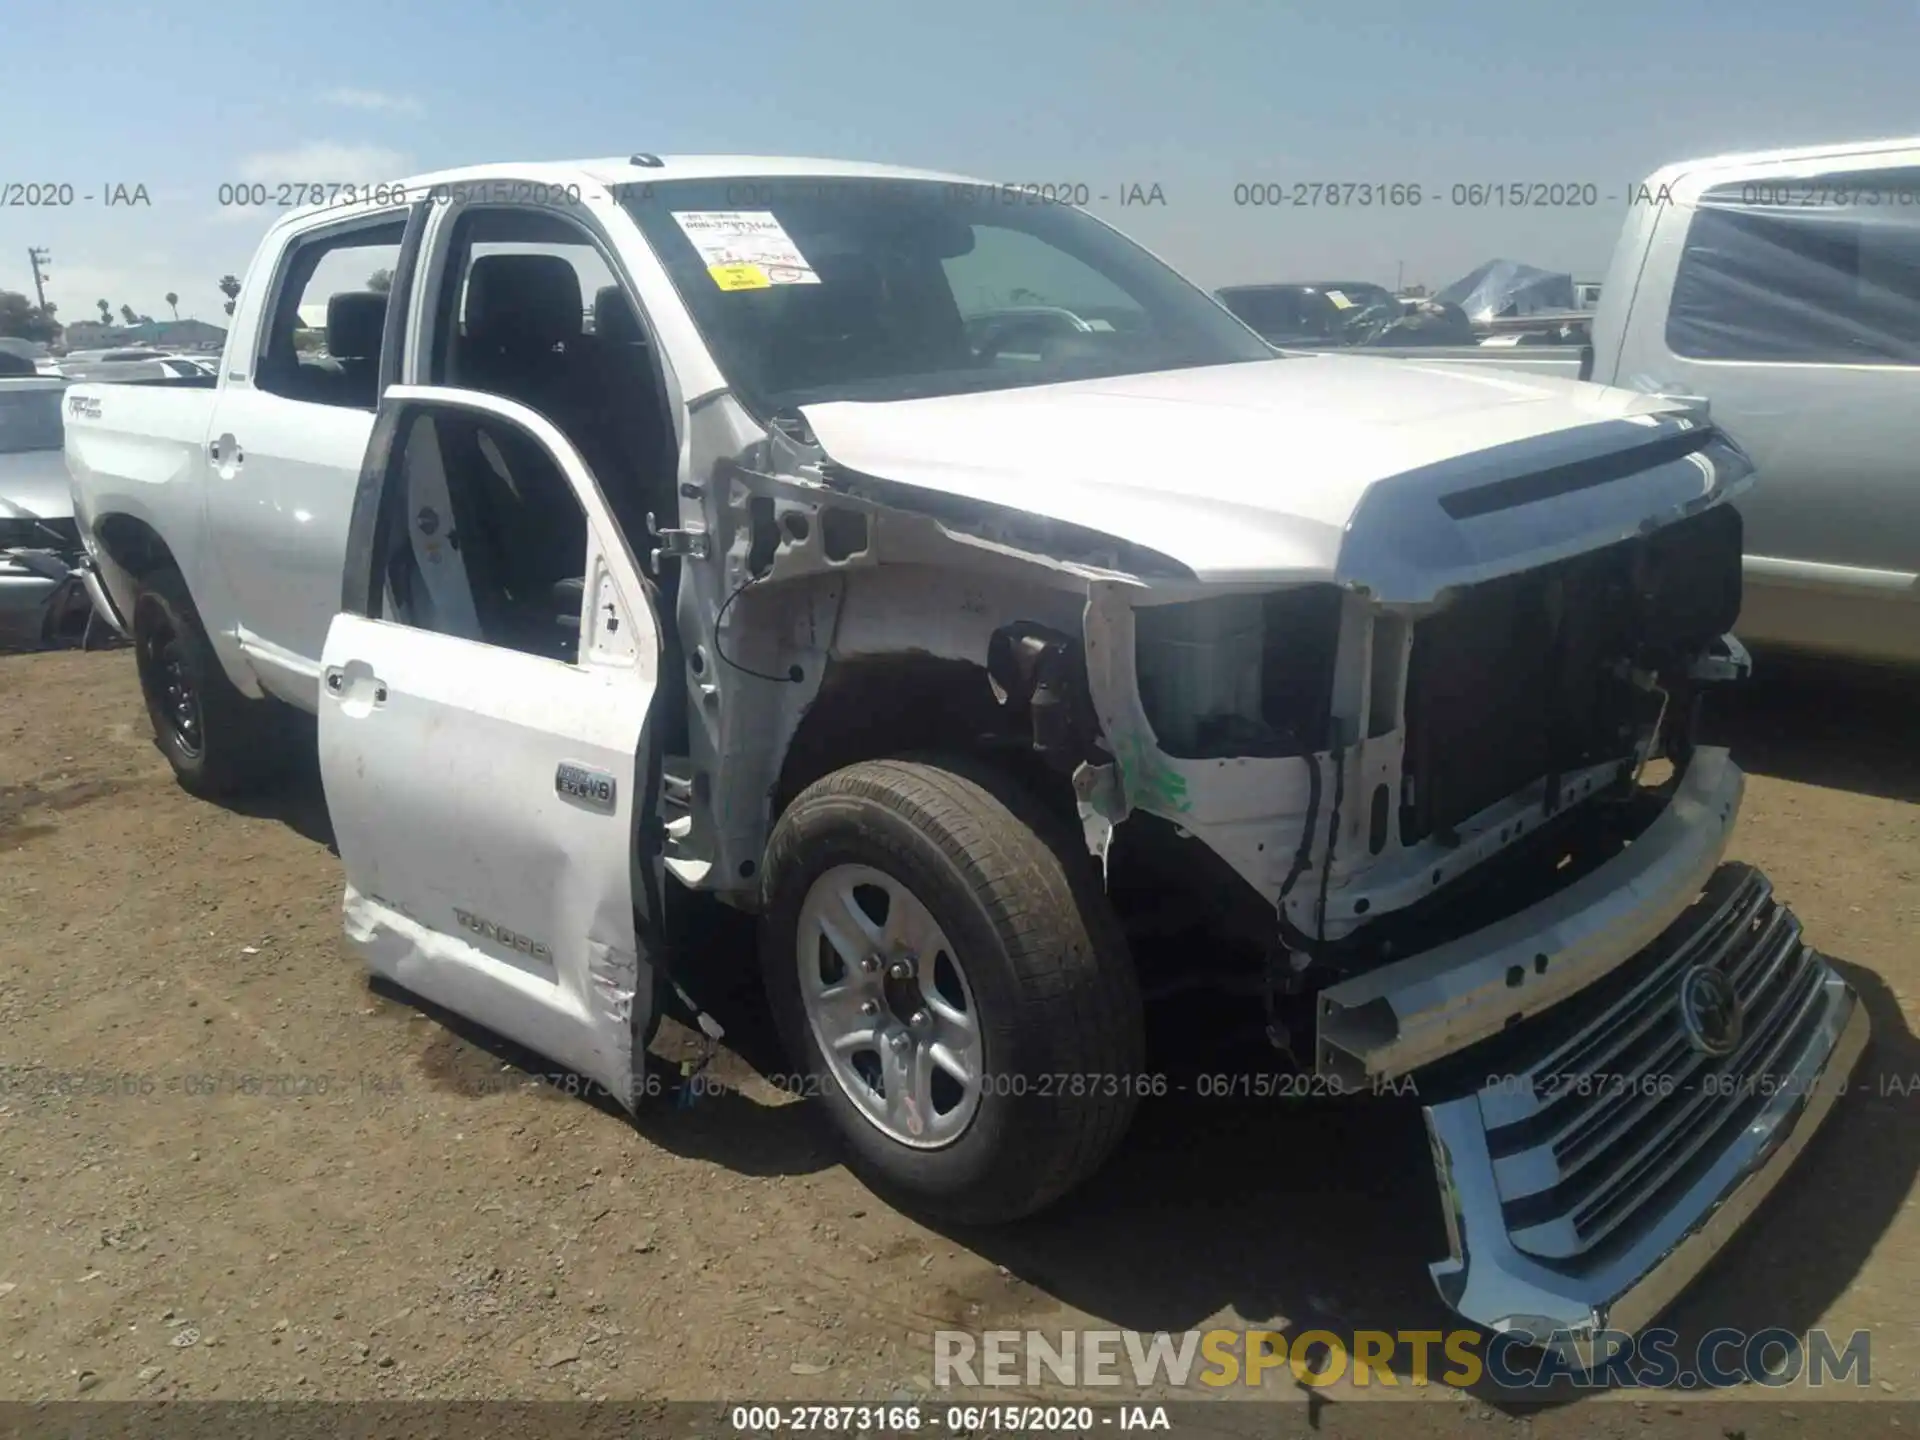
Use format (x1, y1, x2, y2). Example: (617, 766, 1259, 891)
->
(0, 450, 76, 524)
(800, 356, 1751, 602)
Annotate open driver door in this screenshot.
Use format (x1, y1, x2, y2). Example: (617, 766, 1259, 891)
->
(316, 385, 671, 1109)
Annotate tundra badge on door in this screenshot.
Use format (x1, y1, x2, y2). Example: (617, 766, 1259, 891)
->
(452, 908, 553, 964)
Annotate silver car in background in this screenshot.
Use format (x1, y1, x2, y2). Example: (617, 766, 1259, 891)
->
(0, 377, 93, 650)
(57, 350, 219, 383)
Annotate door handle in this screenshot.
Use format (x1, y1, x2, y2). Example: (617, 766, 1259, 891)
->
(208, 434, 243, 467)
(324, 667, 387, 704)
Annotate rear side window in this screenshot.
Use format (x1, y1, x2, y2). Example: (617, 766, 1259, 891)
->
(1666, 169, 1920, 365)
(256, 218, 406, 408)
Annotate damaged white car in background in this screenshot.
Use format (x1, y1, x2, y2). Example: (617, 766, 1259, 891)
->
(62, 157, 1869, 1359)
(0, 376, 96, 650)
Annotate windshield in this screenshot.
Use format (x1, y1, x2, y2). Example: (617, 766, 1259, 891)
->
(0, 388, 63, 454)
(1310, 282, 1400, 332)
(619, 177, 1273, 412)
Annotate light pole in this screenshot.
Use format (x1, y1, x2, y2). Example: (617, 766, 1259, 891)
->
(27, 248, 52, 310)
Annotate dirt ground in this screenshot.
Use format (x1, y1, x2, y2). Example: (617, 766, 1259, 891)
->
(1, 645, 1915, 1424)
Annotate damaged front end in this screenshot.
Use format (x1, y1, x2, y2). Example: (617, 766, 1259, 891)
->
(1062, 422, 1869, 1354)
(1419, 863, 1865, 1358)
(737, 380, 1865, 1351)
(0, 520, 99, 651)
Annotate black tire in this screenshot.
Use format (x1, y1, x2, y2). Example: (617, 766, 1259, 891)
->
(132, 568, 294, 798)
(760, 756, 1144, 1224)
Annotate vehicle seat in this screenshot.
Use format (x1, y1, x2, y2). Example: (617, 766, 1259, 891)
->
(458, 256, 649, 499)
(438, 414, 588, 659)
(593, 282, 647, 351)
(763, 252, 970, 395)
(763, 255, 890, 395)
(458, 253, 585, 419)
(582, 284, 676, 537)
(324, 291, 389, 407)
(584, 284, 687, 747)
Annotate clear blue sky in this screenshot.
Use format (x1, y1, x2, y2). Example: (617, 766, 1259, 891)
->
(4, 0, 1916, 326)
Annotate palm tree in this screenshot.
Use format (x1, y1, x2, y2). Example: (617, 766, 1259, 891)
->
(96, 299, 112, 325)
(218, 274, 241, 318)
(119, 304, 139, 326)
(165, 292, 179, 320)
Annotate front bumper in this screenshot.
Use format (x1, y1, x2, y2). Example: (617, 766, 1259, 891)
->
(1421, 863, 1868, 1359)
(1317, 746, 1746, 1084)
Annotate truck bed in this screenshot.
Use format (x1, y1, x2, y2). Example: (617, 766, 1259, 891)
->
(64, 381, 221, 632)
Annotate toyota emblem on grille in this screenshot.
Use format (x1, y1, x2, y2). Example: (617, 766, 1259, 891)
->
(1678, 965, 1744, 1057)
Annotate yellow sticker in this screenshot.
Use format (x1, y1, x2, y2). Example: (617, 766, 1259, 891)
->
(709, 263, 770, 291)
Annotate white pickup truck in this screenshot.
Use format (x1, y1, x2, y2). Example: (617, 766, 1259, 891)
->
(1392, 135, 1920, 667)
(65, 155, 1867, 1356)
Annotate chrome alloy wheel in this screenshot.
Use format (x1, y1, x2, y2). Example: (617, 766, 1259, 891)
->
(794, 863, 983, 1148)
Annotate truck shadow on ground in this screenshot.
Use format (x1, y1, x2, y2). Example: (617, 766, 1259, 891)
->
(366, 894, 1918, 1405)
(371, 894, 841, 1180)
(1718, 652, 1919, 804)
(210, 713, 338, 854)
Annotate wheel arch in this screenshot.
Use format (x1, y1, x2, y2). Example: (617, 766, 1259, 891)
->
(97, 511, 263, 699)
(770, 652, 1080, 836)
(92, 511, 179, 624)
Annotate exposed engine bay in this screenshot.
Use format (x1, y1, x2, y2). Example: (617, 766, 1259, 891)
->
(1078, 500, 1751, 1070)
(1397, 501, 1742, 848)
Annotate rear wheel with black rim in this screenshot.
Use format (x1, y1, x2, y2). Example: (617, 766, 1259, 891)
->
(132, 569, 294, 797)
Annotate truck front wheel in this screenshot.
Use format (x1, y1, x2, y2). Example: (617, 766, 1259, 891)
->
(760, 757, 1144, 1224)
(132, 569, 292, 798)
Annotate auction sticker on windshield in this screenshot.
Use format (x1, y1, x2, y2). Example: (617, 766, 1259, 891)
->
(672, 210, 821, 290)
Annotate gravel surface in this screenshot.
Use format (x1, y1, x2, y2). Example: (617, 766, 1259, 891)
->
(1, 647, 1914, 1417)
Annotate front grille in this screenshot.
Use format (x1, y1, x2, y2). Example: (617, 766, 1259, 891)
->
(1400, 503, 1743, 845)
(1472, 864, 1827, 1263)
